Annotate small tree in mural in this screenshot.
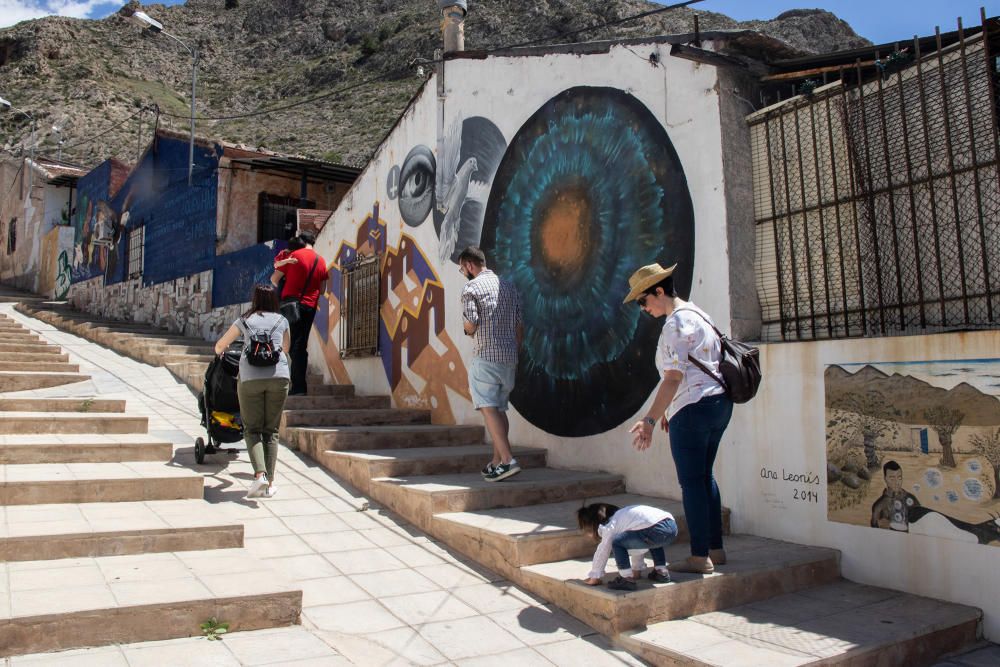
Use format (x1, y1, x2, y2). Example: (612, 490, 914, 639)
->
(924, 407, 965, 469)
(830, 390, 899, 470)
(970, 426, 1000, 499)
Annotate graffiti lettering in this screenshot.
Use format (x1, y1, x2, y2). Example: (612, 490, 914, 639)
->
(55, 250, 71, 299)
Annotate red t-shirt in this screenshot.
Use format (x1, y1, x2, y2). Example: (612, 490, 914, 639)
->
(279, 248, 329, 308)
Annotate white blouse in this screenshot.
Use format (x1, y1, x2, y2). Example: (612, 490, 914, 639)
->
(654, 301, 725, 420)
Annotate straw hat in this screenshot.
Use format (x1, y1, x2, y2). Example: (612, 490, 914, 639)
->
(623, 263, 677, 303)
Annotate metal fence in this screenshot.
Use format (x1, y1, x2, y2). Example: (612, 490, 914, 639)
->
(751, 17, 1000, 341)
(340, 253, 380, 358)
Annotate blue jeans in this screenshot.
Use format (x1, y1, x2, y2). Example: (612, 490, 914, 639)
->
(669, 393, 733, 557)
(611, 518, 678, 570)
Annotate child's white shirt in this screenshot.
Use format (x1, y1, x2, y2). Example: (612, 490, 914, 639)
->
(587, 505, 674, 579)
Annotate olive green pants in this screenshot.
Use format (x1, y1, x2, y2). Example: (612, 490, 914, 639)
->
(237, 377, 289, 482)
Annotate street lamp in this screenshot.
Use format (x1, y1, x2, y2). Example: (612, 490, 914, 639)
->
(0, 95, 36, 194)
(52, 125, 65, 161)
(127, 10, 198, 186)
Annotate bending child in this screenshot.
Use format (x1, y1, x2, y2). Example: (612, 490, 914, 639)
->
(578, 503, 678, 591)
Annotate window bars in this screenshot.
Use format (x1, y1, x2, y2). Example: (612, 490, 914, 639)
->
(751, 15, 1000, 342)
(257, 193, 315, 243)
(340, 253, 380, 358)
(127, 224, 144, 279)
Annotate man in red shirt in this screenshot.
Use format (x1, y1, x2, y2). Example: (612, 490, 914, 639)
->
(270, 231, 329, 395)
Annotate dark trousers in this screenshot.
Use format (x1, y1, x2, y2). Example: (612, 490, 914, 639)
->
(289, 304, 316, 395)
(611, 518, 678, 570)
(668, 393, 734, 557)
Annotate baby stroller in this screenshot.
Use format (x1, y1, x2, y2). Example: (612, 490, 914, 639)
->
(194, 342, 244, 464)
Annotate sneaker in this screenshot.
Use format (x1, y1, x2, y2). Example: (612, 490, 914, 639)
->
(261, 484, 278, 498)
(246, 474, 268, 498)
(481, 463, 495, 478)
(648, 569, 672, 583)
(484, 459, 521, 482)
(607, 576, 637, 591)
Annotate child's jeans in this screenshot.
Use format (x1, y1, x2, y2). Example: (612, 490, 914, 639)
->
(611, 518, 678, 571)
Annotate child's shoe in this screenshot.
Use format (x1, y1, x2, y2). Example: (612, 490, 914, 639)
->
(607, 576, 637, 591)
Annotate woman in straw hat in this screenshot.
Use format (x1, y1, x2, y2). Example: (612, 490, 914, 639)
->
(623, 263, 733, 574)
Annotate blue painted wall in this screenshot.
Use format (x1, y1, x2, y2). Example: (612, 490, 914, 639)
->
(213, 240, 288, 308)
(70, 160, 113, 284)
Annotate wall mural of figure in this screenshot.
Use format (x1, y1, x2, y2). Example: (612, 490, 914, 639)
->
(395, 145, 436, 227)
(480, 86, 695, 437)
(826, 360, 1000, 547)
(316, 202, 470, 423)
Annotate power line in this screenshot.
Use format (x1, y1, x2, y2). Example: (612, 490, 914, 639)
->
(154, 0, 704, 124)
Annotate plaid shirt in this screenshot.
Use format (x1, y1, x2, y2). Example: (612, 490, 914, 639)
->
(461, 269, 522, 366)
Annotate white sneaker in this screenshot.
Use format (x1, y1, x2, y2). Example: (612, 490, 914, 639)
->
(262, 484, 278, 498)
(246, 475, 268, 498)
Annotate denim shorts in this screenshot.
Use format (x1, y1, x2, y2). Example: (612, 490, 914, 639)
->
(468, 358, 516, 411)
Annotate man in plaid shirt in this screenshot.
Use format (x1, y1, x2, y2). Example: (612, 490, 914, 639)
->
(459, 246, 524, 482)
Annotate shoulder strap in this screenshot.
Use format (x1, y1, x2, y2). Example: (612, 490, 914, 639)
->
(671, 307, 727, 390)
(298, 255, 319, 300)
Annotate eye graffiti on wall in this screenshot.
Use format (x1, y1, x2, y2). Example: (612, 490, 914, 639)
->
(826, 360, 1000, 547)
(480, 86, 695, 437)
(388, 118, 506, 263)
(395, 146, 436, 227)
(316, 202, 470, 424)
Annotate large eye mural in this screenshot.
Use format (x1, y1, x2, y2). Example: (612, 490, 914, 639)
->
(481, 87, 695, 437)
(397, 145, 436, 227)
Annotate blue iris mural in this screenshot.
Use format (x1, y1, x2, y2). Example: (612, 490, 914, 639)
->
(482, 87, 694, 437)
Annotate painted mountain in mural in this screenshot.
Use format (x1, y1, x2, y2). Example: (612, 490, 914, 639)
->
(826, 364, 1000, 426)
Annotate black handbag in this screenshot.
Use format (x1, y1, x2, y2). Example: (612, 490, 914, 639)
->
(675, 308, 762, 404)
(279, 255, 318, 324)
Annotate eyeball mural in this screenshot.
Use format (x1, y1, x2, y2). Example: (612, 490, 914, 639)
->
(480, 86, 695, 437)
(387, 117, 506, 261)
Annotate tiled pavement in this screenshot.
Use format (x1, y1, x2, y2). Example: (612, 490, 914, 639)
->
(0, 303, 644, 667)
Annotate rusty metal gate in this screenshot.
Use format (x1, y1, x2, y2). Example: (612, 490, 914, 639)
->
(339, 254, 380, 357)
(751, 15, 1000, 341)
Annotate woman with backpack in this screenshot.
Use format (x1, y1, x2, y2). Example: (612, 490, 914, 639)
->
(214, 284, 291, 499)
(623, 263, 734, 575)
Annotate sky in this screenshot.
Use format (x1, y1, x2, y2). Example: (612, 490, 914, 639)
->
(0, 0, 996, 43)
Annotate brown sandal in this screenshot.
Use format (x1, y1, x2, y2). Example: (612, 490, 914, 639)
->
(668, 557, 715, 574)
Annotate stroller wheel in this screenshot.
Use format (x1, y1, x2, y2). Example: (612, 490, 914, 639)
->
(194, 437, 206, 465)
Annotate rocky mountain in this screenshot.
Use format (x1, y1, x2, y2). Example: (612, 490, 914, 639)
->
(0, 1, 870, 169)
(825, 364, 1000, 426)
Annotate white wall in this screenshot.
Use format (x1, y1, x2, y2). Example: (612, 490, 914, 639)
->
(718, 331, 1000, 639)
(312, 42, 732, 497)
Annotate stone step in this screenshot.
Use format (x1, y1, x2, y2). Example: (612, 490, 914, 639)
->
(0, 461, 204, 505)
(0, 398, 125, 413)
(306, 382, 355, 396)
(4, 352, 70, 363)
(324, 444, 549, 495)
(142, 343, 217, 356)
(156, 353, 216, 366)
(0, 548, 301, 657)
(283, 394, 389, 410)
(0, 500, 243, 561)
(0, 360, 80, 372)
(0, 333, 40, 343)
(0, 342, 57, 353)
(369, 468, 627, 534)
(0, 371, 91, 392)
(284, 424, 484, 458)
(0, 434, 173, 464)
(619, 580, 981, 666)
(0, 412, 148, 435)
(432, 493, 720, 579)
(165, 361, 208, 393)
(518, 535, 841, 636)
(280, 408, 432, 429)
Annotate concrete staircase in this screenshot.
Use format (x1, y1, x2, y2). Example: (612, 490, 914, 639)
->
(0, 310, 302, 657)
(13, 301, 984, 665)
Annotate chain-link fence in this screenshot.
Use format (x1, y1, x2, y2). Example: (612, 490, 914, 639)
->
(751, 19, 1000, 342)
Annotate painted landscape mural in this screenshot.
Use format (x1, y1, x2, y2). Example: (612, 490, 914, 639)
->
(826, 360, 1000, 546)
